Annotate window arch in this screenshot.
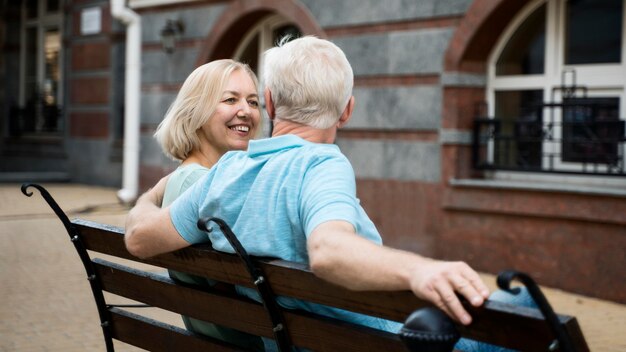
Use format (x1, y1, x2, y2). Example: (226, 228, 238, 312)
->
(194, 0, 323, 67)
(233, 14, 301, 75)
(232, 15, 302, 136)
(485, 0, 625, 185)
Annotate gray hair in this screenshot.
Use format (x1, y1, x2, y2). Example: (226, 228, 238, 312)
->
(262, 36, 353, 129)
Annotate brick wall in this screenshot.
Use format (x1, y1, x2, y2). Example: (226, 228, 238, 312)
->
(132, 0, 626, 303)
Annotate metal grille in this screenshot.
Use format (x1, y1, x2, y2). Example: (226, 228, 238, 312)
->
(473, 75, 625, 176)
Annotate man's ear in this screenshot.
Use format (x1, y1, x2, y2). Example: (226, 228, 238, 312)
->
(337, 96, 355, 128)
(264, 88, 275, 120)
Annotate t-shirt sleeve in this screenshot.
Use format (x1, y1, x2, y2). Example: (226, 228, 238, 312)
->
(300, 153, 359, 236)
(169, 174, 211, 244)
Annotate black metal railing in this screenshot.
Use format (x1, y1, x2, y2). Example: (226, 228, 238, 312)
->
(472, 116, 625, 176)
(473, 72, 625, 177)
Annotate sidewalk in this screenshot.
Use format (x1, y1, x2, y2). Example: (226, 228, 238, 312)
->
(1, 183, 625, 351)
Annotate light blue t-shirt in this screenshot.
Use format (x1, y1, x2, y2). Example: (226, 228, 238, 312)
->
(168, 136, 527, 352)
(170, 135, 401, 335)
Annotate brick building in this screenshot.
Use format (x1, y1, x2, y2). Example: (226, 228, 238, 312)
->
(1, 0, 624, 303)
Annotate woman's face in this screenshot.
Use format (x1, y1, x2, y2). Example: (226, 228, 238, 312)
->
(199, 69, 261, 155)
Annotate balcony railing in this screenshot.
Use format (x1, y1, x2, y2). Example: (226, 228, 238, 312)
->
(472, 104, 625, 177)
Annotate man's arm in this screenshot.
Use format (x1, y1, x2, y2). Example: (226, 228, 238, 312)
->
(124, 176, 190, 258)
(307, 220, 490, 326)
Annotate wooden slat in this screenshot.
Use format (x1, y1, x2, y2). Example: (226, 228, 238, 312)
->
(108, 308, 242, 352)
(75, 219, 428, 320)
(95, 259, 406, 352)
(94, 259, 273, 337)
(75, 219, 589, 351)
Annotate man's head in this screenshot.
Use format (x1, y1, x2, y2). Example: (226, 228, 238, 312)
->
(263, 36, 354, 129)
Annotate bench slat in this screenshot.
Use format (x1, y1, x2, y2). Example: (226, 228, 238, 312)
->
(108, 308, 242, 351)
(76, 219, 429, 320)
(94, 259, 273, 337)
(75, 219, 589, 351)
(95, 259, 407, 352)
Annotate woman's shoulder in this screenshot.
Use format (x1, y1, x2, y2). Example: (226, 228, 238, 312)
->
(164, 163, 211, 202)
(177, 163, 210, 183)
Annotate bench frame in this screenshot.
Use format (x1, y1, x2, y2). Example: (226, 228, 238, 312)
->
(22, 183, 590, 352)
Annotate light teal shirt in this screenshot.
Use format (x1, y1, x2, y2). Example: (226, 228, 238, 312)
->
(170, 135, 401, 342)
(163, 162, 211, 285)
(162, 163, 209, 207)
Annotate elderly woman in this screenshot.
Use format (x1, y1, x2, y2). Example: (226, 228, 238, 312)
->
(153, 59, 263, 350)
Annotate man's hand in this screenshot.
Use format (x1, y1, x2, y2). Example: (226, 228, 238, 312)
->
(408, 260, 490, 325)
(308, 220, 490, 325)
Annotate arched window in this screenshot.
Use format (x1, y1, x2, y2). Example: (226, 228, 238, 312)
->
(234, 14, 301, 76)
(485, 0, 625, 185)
(233, 15, 301, 136)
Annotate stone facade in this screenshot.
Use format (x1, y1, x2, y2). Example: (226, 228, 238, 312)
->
(1, 0, 624, 303)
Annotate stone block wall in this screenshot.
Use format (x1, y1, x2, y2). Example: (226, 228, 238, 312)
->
(128, 0, 626, 303)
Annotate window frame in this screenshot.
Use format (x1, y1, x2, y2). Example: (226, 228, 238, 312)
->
(18, 0, 64, 135)
(233, 14, 297, 82)
(233, 14, 301, 137)
(485, 0, 626, 187)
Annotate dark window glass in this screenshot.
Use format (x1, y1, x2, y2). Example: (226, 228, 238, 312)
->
(46, 0, 60, 13)
(494, 90, 544, 168)
(496, 4, 546, 75)
(272, 25, 301, 46)
(238, 34, 259, 74)
(24, 28, 38, 132)
(565, 0, 623, 64)
(26, 0, 39, 19)
(562, 97, 622, 163)
(25, 28, 38, 102)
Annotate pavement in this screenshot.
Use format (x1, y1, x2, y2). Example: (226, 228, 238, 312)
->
(0, 182, 624, 351)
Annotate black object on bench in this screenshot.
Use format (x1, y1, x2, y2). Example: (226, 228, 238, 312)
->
(22, 183, 590, 352)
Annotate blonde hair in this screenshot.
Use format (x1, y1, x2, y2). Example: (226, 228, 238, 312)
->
(154, 59, 259, 160)
(263, 36, 353, 129)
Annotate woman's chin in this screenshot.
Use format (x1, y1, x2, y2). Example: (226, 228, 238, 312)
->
(229, 140, 251, 151)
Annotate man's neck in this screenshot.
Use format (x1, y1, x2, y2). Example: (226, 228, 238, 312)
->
(271, 119, 337, 144)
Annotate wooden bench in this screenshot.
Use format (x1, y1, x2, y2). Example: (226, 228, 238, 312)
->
(22, 183, 590, 352)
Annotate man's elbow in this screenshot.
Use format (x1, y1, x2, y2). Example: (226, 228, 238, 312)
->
(308, 233, 337, 280)
(309, 249, 361, 291)
(309, 253, 330, 278)
(124, 227, 152, 259)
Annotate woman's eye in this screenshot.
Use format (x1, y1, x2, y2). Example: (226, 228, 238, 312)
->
(223, 97, 236, 103)
(248, 100, 259, 108)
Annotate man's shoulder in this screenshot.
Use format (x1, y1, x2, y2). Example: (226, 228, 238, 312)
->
(299, 142, 348, 161)
(294, 144, 355, 180)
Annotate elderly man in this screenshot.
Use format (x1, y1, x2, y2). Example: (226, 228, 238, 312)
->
(125, 36, 490, 349)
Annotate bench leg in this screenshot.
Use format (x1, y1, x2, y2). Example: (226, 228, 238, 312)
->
(21, 183, 116, 352)
(497, 270, 577, 352)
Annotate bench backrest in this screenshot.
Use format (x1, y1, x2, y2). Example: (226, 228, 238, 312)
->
(72, 219, 589, 352)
